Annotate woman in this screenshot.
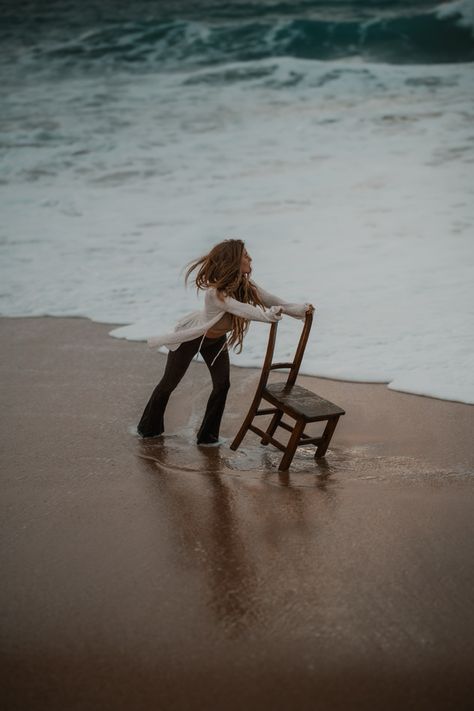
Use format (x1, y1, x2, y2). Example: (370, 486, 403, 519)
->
(138, 239, 314, 445)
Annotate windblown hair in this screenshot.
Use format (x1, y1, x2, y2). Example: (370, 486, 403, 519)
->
(184, 238, 265, 353)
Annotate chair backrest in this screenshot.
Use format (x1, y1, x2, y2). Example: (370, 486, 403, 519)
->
(254, 310, 314, 395)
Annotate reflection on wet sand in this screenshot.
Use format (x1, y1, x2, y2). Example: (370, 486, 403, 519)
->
(136, 431, 472, 651)
(137, 435, 339, 639)
(139, 441, 260, 638)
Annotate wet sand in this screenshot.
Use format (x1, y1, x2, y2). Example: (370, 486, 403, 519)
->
(1, 316, 473, 711)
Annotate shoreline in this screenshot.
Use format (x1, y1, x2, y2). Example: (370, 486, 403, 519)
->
(2, 315, 473, 711)
(3, 313, 472, 470)
(4, 312, 473, 406)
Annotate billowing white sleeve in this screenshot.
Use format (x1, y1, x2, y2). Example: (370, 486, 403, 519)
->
(209, 289, 283, 323)
(250, 279, 311, 320)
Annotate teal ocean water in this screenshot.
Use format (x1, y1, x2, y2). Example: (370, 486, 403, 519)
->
(2, 0, 474, 77)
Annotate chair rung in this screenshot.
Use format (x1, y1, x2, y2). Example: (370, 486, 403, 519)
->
(297, 436, 323, 446)
(248, 425, 286, 453)
(256, 407, 279, 416)
(269, 362, 293, 370)
(273, 421, 322, 446)
(278, 420, 294, 433)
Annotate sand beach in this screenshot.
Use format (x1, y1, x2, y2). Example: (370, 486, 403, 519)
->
(1, 315, 473, 710)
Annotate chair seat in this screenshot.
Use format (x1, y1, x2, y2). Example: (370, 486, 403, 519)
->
(263, 382, 345, 422)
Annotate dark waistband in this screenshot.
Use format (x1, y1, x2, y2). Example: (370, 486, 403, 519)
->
(203, 334, 227, 342)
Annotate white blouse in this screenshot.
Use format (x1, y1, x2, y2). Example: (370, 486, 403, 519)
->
(147, 278, 310, 366)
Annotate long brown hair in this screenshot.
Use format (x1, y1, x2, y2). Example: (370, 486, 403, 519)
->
(183, 238, 265, 353)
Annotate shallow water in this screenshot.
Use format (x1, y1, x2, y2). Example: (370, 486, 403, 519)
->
(137, 432, 471, 487)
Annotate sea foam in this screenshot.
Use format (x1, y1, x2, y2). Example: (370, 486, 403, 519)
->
(1, 57, 473, 404)
(436, 0, 474, 35)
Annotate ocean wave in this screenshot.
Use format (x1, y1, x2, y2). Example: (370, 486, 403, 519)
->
(1, 2, 474, 82)
(32, 13, 474, 66)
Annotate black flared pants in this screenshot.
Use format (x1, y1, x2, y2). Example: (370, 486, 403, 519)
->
(137, 334, 230, 443)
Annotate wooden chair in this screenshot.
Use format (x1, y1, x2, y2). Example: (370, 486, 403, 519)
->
(230, 310, 345, 470)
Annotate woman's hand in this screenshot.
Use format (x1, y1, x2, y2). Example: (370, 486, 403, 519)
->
(265, 305, 283, 322)
(305, 303, 315, 314)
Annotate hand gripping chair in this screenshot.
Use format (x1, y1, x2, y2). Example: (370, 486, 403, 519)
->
(230, 310, 345, 470)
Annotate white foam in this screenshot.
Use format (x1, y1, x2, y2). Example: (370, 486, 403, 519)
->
(1, 57, 473, 404)
(436, 0, 474, 35)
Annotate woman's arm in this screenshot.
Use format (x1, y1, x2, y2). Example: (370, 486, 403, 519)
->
(221, 294, 283, 323)
(249, 279, 312, 320)
(207, 288, 282, 323)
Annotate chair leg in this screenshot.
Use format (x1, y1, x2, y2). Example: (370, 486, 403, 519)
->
(261, 409, 283, 445)
(230, 418, 249, 451)
(279, 418, 306, 471)
(230, 397, 261, 451)
(315, 416, 340, 459)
